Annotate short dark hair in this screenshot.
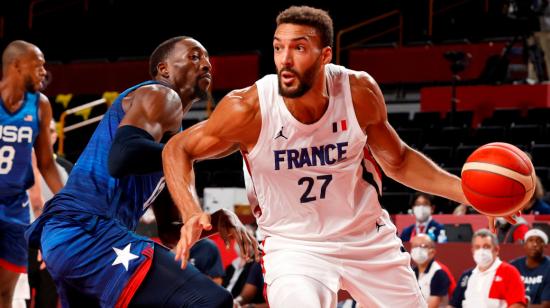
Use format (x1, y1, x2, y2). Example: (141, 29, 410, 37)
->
(412, 192, 434, 206)
(149, 36, 189, 78)
(276, 6, 333, 48)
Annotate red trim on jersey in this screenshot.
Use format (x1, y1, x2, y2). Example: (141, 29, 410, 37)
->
(362, 147, 382, 182)
(115, 245, 154, 308)
(435, 260, 457, 299)
(241, 150, 252, 175)
(0, 258, 26, 273)
(341, 119, 347, 131)
(488, 262, 527, 305)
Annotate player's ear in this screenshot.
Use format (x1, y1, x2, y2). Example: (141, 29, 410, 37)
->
(157, 61, 169, 79)
(322, 46, 332, 64)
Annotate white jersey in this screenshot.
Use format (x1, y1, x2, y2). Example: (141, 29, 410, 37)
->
(244, 64, 383, 241)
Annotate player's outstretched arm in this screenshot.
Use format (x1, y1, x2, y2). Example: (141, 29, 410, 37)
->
(352, 72, 468, 205)
(34, 94, 63, 194)
(163, 86, 260, 268)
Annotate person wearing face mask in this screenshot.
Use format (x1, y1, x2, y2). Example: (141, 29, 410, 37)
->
(450, 229, 527, 308)
(410, 234, 456, 308)
(511, 228, 550, 307)
(401, 192, 445, 243)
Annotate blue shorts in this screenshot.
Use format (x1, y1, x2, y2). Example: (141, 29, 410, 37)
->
(40, 213, 154, 307)
(0, 193, 30, 272)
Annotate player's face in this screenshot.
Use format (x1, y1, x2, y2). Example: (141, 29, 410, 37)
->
(273, 24, 330, 98)
(20, 47, 47, 93)
(168, 39, 212, 101)
(525, 236, 544, 258)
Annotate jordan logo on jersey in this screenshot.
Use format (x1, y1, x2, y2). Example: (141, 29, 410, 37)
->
(274, 126, 288, 140)
(0, 125, 33, 143)
(273, 142, 348, 170)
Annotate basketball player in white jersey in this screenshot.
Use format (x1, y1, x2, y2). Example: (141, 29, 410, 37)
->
(162, 6, 519, 307)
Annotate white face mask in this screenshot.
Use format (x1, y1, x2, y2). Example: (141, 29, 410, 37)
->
(411, 247, 429, 264)
(473, 248, 494, 268)
(413, 205, 431, 223)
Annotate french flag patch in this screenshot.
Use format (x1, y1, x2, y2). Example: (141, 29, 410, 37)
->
(332, 119, 347, 133)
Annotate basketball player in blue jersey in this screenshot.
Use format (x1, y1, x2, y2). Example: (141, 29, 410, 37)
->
(0, 40, 64, 307)
(162, 7, 521, 308)
(26, 36, 257, 307)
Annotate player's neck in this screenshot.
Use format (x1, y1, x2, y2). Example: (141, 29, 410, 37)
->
(0, 78, 25, 109)
(282, 76, 329, 124)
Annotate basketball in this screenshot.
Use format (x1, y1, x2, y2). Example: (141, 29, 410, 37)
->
(461, 142, 536, 216)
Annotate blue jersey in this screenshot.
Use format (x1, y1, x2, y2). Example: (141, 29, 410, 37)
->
(0, 92, 40, 225)
(26, 81, 174, 306)
(511, 256, 550, 304)
(34, 81, 164, 230)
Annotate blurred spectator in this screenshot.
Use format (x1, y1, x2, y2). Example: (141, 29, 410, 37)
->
(400, 192, 445, 242)
(452, 203, 478, 215)
(496, 215, 530, 244)
(511, 228, 550, 306)
(223, 224, 267, 308)
(450, 229, 527, 308)
(523, 177, 550, 215)
(410, 234, 456, 308)
(223, 257, 266, 308)
(189, 238, 225, 285)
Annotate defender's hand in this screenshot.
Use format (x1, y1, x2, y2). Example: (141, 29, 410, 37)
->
(175, 212, 212, 269)
(212, 209, 259, 263)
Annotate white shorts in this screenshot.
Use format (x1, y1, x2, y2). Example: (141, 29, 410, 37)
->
(262, 210, 426, 308)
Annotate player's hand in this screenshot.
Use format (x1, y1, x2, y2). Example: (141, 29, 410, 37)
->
(175, 212, 212, 269)
(211, 209, 260, 263)
(487, 211, 521, 233)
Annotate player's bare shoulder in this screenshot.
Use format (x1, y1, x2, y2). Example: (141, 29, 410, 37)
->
(207, 85, 261, 147)
(37, 92, 53, 118)
(131, 84, 180, 110)
(348, 69, 387, 128)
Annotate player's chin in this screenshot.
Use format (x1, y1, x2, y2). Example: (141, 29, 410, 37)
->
(198, 77, 211, 89)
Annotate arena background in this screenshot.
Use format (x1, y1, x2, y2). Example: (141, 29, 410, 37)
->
(2, 0, 550, 296)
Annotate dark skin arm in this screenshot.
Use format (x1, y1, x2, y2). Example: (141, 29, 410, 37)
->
(34, 94, 63, 196)
(118, 84, 182, 141)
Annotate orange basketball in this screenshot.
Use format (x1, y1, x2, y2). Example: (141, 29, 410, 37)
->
(461, 142, 536, 216)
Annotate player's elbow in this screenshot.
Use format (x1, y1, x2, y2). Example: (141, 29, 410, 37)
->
(108, 125, 164, 178)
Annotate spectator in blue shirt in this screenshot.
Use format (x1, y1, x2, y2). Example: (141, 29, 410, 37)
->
(511, 228, 550, 306)
(411, 234, 455, 307)
(189, 238, 225, 285)
(400, 192, 445, 242)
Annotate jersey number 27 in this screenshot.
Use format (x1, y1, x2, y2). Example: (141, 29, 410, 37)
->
(298, 174, 333, 203)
